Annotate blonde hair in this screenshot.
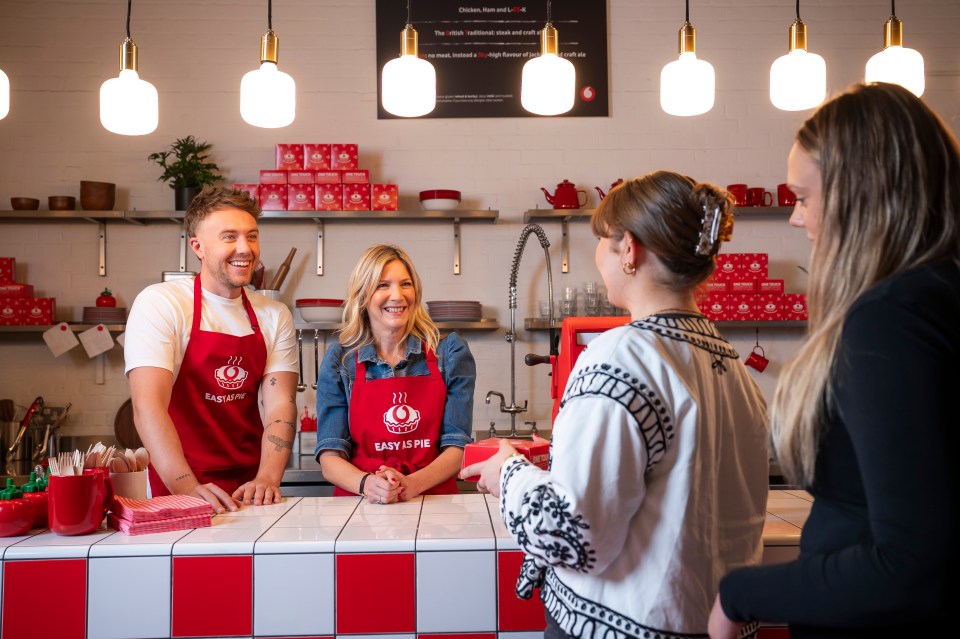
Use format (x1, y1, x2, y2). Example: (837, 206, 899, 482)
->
(772, 83, 960, 484)
(338, 244, 440, 359)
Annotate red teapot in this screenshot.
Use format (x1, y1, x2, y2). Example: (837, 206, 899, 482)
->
(541, 179, 587, 209)
(595, 178, 625, 200)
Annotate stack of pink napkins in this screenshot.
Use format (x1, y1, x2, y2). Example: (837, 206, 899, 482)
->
(108, 495, 214, 535)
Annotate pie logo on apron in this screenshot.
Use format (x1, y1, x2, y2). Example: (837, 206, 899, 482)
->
(383, 392, 421, 434)
(214, 356, 250, 390)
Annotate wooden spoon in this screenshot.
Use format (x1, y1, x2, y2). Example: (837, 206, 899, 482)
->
(134, 447, 150, 472)
(124, 448, 138, 472)
(110, 456, 129, 473)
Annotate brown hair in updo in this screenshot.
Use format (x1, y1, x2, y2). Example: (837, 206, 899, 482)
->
(591, 170, 734, 292)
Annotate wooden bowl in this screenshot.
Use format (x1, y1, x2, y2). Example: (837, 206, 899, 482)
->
(80, 181, 116, 211)
(48, 196, 76, 210)
(10, 197, 40, 210)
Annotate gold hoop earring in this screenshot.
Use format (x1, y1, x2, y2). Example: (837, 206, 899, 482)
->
(622, 262, 636, 275)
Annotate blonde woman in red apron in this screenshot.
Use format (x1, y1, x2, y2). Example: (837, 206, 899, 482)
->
(316, 244, 476, 503)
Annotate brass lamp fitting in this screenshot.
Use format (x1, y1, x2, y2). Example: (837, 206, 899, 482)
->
(788, 19, 808, 52)
(119, 37, 138, 72)
(400, 24, 419, 57)
(260, 29, 279, 64)
(540, 23, 559, 55)
(678, 22, 697, 55)
(883, 15, 903, 48)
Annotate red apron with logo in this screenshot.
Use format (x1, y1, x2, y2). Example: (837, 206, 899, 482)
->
(333, 349, 458, 496)
(148, 276, 267, 497)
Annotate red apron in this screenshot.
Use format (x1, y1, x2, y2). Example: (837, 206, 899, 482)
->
(333, 348, 458, 496)
(148, 275, 267, 497)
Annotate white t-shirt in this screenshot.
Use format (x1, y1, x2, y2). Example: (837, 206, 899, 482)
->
(124, 277, 298, 380)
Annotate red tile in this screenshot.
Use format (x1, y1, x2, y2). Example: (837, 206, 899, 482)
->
(173, 555, 252, 637)
(3, 559, 86, 639)
(336, 553, 415, 634)
(497, 551, 546, 631)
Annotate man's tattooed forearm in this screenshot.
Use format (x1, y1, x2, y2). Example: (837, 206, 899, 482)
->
(268, 434, 293, 452)
(268, 419, 296, 429)
(175, 473, 193, 482)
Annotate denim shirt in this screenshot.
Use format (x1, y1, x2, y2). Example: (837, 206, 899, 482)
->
(314, 333, 476, 459)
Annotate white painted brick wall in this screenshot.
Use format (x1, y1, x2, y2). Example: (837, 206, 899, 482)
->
(0, 0, 958, 438)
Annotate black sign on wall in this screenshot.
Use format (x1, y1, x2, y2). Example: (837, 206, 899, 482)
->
(375, 1, 609, 119)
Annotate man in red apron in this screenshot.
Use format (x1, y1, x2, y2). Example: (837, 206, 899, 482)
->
(125, 187, 298, 513)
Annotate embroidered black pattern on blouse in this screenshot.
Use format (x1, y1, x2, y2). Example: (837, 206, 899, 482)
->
(632, 314, 740, 365)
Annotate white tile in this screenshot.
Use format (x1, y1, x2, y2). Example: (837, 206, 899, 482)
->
(345, 513, 421, 528)
(90, 529, 193, 557)
(343, 635, 414, 639)
(0, 530, 44, 558)
(88, 556, 171, 639)
(209, 514, 281, 530)
(254, 553, 334, 635)
(354, 499, 422, 516)
(296, 495, 362, 511)
(499, 632, 545, 639)
(335, 525, 417, 552)
(217, 499, 298, 517)
(172, 527, 263, 555)
(419, 511, 493, 526)
(272, 512, 351, 528)
(417, 524, 496, 551)
(417, 550, 496, 632)
(3, 528, 115, 559)
(421, 493, 491, 513)
(254, 526, 342, 554)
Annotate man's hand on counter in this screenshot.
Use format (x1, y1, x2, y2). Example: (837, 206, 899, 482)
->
(190, 482, 240, 514)
(232, 476, 283, 507)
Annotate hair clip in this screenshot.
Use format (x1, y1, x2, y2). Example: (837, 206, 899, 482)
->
(696, 204, 722, 256)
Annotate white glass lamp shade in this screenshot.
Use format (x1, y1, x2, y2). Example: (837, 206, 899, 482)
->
(0, 68, 9, 120)
(99, 69, 158, 135)
(382, 54, 436, 117)
(865, 45, 925, 97)
(660, 52, 715, 117)
(521, 53, 576, 116)
(770, 49, 826, 111)
(240, 61, 296, 128)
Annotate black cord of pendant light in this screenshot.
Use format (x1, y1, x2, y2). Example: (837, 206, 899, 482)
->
(795, 0, 800, 21)
(267, 0, 273, 30)
(685, 0, 689, 23)
(891, 0, 896, 17)
(406, 0, 412, 26)
(125, 0, 132, 38)
(546, 0, 552, 24)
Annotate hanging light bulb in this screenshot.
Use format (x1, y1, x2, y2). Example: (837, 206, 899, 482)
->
(770, 2, 826, 111)
(99, 0, 158, 136)
(865, 1, 924, 97)
(382, 0, 436, 117)
(660, 0, 715, 117)
(521, 0, 576, 116)
(0, 67, 9, 120)
(240, 0, 296, 128)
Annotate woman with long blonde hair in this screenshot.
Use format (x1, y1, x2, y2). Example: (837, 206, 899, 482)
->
(710, 83, 960, 638)
(315, 244, 476, 502)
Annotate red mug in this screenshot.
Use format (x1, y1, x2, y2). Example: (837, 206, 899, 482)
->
(777, 183, 796, 206)
(744, 346, 769, 372)
(49, 472, 111, 535)
(726, 184, 748, 207)
(746, 187, 773, 207)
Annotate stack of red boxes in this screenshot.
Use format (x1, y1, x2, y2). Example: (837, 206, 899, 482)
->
(0, 257, 56, 326)
(698, 253, 807, 321)
(233, 144, 399, 212)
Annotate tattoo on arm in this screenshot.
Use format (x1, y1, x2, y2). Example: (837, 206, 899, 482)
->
(175, 473, 193, 483)
(268, 434, 293, 453)
(268, 419, 296, 430)
(269, 376, 277, 386)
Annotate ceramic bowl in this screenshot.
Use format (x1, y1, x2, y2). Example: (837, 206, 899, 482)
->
(80, 181, 116, 211)
(419, 189, 461, 211)
(10, 197, 40, 210)
(48, 196, 76, 210)
(296, 299, 345, 323)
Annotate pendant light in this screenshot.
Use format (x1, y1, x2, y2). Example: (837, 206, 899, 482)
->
(865, 0, 924, 97)
(382, 0, 436, 117)
(660, 0, 715, 117)
(99, 0, 158, 136)
(240, 0, 296, 128)
(521, 0, 576, 116)
(0, 67, 8, 120)
(770, 1, 826, 111)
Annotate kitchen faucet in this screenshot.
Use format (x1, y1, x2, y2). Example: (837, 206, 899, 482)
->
(486, 223, 556, 439)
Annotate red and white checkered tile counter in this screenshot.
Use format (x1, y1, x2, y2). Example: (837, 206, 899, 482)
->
(0, 490, 810, 639)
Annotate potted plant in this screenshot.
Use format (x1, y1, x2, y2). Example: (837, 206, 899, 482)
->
(148, 135, 224, 210)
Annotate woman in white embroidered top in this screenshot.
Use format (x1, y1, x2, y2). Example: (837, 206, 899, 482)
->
(462, 171, 769, 639)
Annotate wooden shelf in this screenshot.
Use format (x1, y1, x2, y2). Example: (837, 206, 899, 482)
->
(295, 318, 500, 332)
(0, 210, 125, 221)
(524, 318, 806, 330)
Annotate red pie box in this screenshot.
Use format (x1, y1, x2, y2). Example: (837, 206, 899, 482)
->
(0, 298, 22, 325)
(371, 184, 399, 211)
(314, 171, 342, 185)
(287, 171, 315, 185)
(315, 184, 344, 211)
(782, 293, 808, 320)
(342, 183, 371, 211)
(701, 294, 727, 321)
(0, 258, 14, 284)
(705, 279, 729, 294)
(756, 294, 784, 320)
(286, 184, 316, 211)
(231, 184, 260, 204)
(758, 279, 785, 294)
(341, 170, 370, 185)
(713, 254, 739, 281)
(275, 144, 304, 171)
(0, 283, 33, 298)
(728, 280, 757, 295)
(21, 298, 55, 325)
(259, 184, 288, 211)
(303, 144, 332, 171)
(259, 170, 288, 185)
(331, 143, 359, 170)
(741, 253, 769, 280)
(727, 294, 758, 321)
(461, 435, 551, 481)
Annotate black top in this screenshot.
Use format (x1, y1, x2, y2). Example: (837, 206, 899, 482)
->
(718, 261, 960, 639)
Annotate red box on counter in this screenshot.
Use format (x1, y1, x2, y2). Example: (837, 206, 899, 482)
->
(315, 184, 344, 211)
(701, 294, 727, 321)
(758, 279, 785, 294)
(21, 298, 55, 325)
(713, 254, 739, 281)
(331, 143, 359, 170)
(727, 294, 758, 321)
(0, 298, 22, 325)
(729, 280, 757, 295)
(0, 258, 14, 284)
(705, 280, 729, 294)
(231, 184, 260, 204)
(342, 183, 371, 210)
(286, 184, 316, 211)
(341, 170, 370, 184)
(303, 144, 332, 171)
(259, 184, 288, 210)
(756, 294, 784, 320)
(0, 283, 33, 298)
(287, 171, 315, 185)
(371, 184, 399, 211)
(461, 435, 551, 481)
(314, 171, 341, 185)
(783, 293, 808, 320)
(259, 170, 288, 185)
(741, 253, 769, 280)
(275, 144, 304, 171)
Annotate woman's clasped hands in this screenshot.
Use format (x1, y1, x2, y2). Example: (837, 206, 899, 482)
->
(361, 465, 405, 504)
